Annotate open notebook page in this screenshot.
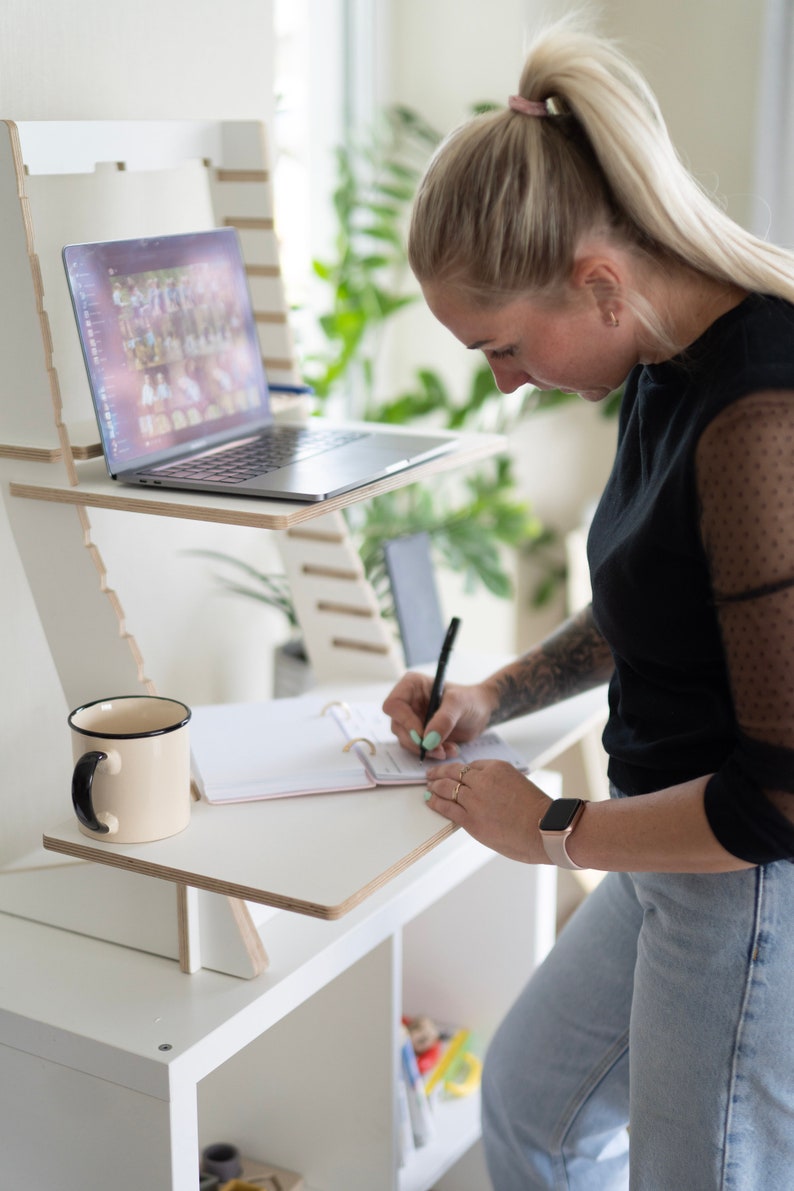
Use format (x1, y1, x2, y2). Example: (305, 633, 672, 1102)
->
(190, 694, 529, 803)
(335, 702, 528, 783)
(191, 696, 374, 802)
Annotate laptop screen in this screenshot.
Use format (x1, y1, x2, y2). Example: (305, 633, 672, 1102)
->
(63, 228, 271, 474)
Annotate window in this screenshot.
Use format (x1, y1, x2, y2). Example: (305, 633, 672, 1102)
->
(272, 0, 390, 362)
(752, 0, 794, 246)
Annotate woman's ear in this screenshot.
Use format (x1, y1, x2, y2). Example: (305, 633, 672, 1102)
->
(572, 256, 624, 326)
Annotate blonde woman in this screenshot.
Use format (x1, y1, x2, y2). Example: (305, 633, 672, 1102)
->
(383, 21, 794, 1190)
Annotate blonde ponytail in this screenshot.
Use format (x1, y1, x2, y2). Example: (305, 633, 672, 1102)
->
(408, 21, 794, 313)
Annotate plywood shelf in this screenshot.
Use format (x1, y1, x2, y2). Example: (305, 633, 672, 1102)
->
(43, 684, 607, 920)
(0, 418, 102, 461)
(9, 430, 505, 529)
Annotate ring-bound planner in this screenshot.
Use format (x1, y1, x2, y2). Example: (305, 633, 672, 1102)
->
(190, 693, 529, 804)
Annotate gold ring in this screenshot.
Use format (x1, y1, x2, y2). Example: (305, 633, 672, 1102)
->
(452, 780, 461, 802)
(460, 765, 471, 780)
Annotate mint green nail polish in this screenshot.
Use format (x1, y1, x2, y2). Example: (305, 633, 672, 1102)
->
(422, 730, 441, 750)
(423, 790, 432, 802)
(410, 729, 422, 746)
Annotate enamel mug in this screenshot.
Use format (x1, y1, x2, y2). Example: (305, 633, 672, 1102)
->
(69, 695, 192, 843)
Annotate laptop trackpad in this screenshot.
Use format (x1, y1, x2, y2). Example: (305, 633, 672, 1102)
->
(249, 442, 416, 500)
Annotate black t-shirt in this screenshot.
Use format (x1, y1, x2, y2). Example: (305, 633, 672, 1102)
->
(587, 294, 794, 859)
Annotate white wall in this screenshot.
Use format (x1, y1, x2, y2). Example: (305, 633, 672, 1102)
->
(0, 0, 274, 121)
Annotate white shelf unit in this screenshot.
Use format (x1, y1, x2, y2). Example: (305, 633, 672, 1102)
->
(0, 822, 559, 1191)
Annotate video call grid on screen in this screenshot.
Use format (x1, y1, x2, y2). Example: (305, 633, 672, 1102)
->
(64, 229, 269, 471)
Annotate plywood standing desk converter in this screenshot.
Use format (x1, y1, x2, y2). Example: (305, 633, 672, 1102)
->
(43, 686, 607, 920)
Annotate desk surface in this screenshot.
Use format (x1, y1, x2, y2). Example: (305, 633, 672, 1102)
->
(43, 683, 607, 920)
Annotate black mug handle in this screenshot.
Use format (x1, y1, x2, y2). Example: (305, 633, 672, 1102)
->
(72, 751, 111, 834)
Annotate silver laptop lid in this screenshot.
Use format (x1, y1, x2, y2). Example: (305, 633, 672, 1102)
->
(63, 228, 272, 477)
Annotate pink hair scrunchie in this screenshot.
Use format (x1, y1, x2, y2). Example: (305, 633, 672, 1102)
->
(508, 95, 566, 117)
(508, 95, 551, 117)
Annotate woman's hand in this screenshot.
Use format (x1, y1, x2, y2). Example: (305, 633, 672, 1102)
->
(424, 759, 554, 864)
(382, 673, 495, 759)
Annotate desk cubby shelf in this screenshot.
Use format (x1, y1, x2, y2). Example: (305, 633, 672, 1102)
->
(0, 118, 605, 1189)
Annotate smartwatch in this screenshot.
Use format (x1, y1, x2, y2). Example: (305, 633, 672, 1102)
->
(538, 798, 586, 869)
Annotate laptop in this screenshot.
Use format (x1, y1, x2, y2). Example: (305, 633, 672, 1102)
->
(62, 228, 457, 502)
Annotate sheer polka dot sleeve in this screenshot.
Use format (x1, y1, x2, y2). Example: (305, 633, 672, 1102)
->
(696, 391, 794, 862)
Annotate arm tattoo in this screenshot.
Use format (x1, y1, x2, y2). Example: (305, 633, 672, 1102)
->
(489, 605, 613, 725)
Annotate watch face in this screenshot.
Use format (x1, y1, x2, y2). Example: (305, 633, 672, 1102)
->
(541, 798, 583, 832)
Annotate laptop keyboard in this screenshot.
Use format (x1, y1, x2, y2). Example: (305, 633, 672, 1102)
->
(149, 424, 366, 484)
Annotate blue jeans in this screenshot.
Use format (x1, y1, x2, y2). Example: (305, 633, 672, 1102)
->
(481, 850, 794, 1189)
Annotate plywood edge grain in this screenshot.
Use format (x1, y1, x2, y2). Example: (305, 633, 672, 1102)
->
(42, 820, 457, 922)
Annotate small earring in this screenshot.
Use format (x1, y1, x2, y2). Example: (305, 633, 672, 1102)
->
(607, 310, 619, 328)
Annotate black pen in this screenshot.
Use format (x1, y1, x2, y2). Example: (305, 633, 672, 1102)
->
(419, 616, 461, 761)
